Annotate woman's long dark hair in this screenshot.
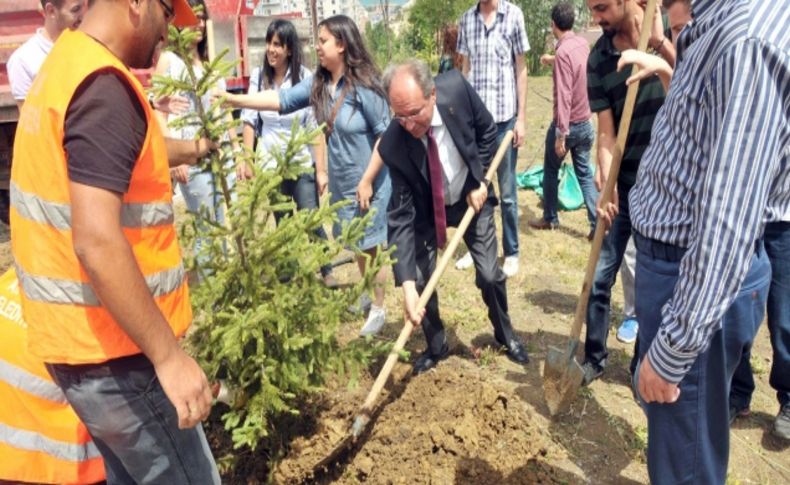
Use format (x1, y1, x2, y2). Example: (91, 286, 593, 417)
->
(187, 0, 209, 62)
(259, 19, 303, 90)
(309, 15, 385, 126)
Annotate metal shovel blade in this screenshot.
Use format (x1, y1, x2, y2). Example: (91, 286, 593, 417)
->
(543, 341, 585, 416)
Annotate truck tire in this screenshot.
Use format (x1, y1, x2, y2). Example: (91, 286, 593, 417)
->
(0, 189, 8, 225)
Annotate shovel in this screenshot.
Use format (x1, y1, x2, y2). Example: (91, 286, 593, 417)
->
(308, 131, 515, 473)
(350, 130, 515, 438)
(543, 0, 658, 416)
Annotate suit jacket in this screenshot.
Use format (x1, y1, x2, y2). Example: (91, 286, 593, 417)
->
(378, 69, 498, 286)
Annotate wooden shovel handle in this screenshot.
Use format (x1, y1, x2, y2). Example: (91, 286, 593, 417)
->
(567, 0, 658, 344)
(358, 130, 515, 413)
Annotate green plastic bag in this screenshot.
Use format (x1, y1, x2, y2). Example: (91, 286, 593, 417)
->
(556, 163, 584, 211)
(517, 164, 584, 211)
(516, 165, 543, 190)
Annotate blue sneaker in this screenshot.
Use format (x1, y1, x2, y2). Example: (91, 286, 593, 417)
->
(617, 318, 639, 343)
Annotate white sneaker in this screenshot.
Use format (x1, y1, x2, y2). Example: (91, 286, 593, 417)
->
(455, 251, 474, 270)
(502, 255, 519, 277)
(360, 305, 386, 336)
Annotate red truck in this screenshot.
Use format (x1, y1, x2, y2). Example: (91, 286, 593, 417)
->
(0, 0, 41, 220)
(201, 0, 313, 92)
(0, 0, 312, 221)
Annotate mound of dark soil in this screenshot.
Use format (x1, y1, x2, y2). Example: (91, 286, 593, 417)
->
(275, 357, 574, 484)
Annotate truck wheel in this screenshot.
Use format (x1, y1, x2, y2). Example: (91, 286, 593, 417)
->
(0, 189, 8, 225)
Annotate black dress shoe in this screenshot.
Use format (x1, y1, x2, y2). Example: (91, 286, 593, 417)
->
(413, 344, 450, 375)
(502, 339, 529, 364)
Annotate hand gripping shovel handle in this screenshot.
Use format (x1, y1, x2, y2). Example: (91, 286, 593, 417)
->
(566, 0, 658, 350)
(543, 1, 658, 417)
(351, 131, 514, 438)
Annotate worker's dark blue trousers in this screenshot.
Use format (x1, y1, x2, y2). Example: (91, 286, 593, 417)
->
(633, 233, 770, 485)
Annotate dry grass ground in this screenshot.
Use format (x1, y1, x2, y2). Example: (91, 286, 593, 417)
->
(0, 77, 786, 483)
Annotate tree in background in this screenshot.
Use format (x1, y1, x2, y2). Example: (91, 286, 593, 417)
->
(366, 20, 397, 67)
(402, 0, 472, 69)
(379, 0, 391, 59)
(513, 0, 592, 74)
(365, 1, 419, 68)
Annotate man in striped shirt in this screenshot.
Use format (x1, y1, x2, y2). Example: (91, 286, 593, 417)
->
(457, 0, 529, 277)
(624, 0, 790, 482)
(581, 0, 674, 386)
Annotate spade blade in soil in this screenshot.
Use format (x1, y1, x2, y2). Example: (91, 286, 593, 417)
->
(311, 434, 355, 472)
(543, 340, 585, 416)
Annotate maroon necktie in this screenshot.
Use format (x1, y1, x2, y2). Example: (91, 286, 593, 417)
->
(426, 128, 447, 249)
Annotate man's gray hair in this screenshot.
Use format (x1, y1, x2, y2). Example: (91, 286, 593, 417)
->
(382, 59, 435, 99)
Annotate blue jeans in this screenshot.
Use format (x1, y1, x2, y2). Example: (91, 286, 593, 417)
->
(584, 184, 633, 367)
(179, 167, 226, 263)
(47, 354, 220, 485)
(541, 120, 598, 227)
(731, 221, 790, 409)
(179, 167, 225, 223)
(634, 234, 769, 485)
(276, 172, 332, 277)
(496, 118, 519, 257)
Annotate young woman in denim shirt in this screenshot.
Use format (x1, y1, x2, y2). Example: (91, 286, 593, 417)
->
(225, 15, 391, 336)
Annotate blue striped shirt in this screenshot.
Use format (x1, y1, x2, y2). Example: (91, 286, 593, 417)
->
(629, 0, 790, 384)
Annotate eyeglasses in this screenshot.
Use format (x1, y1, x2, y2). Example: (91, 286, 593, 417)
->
(393, 101, 430, 123)
(157, 0, 175, 22)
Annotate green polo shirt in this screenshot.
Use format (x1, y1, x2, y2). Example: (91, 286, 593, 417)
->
(587, 27, 667, 187)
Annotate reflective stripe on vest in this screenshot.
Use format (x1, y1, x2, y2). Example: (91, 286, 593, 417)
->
(15, 263, 186, 306)
(0, 423, 102, 463)
(10, 181, 175, 229)
(0, 360, 67, 404)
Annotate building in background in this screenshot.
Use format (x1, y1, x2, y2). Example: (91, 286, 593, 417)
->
(255, 0, 369, 33)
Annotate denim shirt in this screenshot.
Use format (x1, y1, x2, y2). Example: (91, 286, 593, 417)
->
(240, 65, 315, 170)
(279, 75, 390, 202)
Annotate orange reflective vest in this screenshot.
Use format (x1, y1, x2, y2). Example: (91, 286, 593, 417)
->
(0, 268, 105, 484)
(10, 29, 191, 364)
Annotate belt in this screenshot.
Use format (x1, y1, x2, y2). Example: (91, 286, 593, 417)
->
(633, 232, 688, 262)
(634, 232, 762, 263)
(47, 353, 152, 378)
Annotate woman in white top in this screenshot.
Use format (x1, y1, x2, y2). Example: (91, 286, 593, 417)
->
(154, 0, 236, 261)
(238, 19, 333, 281)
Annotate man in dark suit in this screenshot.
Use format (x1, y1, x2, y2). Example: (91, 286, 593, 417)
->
(377, 60, 529, 374)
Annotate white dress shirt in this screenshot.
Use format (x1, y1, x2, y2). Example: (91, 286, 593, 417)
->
(421, 105, 468, 206)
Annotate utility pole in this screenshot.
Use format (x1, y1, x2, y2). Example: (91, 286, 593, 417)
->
(310, 0, 319, 45)
(379, 0, 390, 59)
